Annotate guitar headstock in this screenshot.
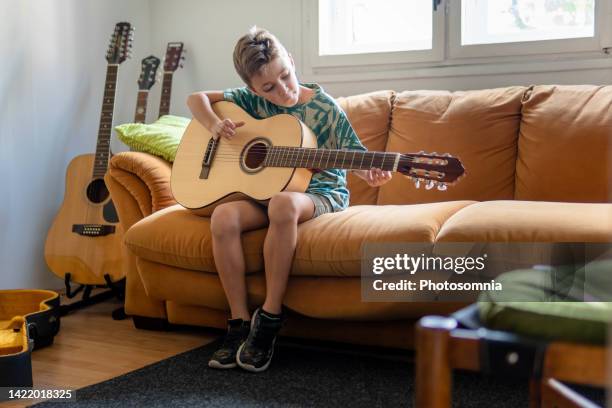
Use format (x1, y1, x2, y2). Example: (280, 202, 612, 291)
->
(106, 22, 134, 64)
(163, 42, 186, 72)
(138, 55, 160, 90)
(397, 152, 466, 191)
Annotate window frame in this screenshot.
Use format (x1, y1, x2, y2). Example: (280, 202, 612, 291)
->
(448, 0, 609, 59)
(303, 0, 446, 68)
(300, 0, 612, 80)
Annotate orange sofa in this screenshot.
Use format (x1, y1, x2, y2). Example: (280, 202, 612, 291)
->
(105, 85, 611, 349)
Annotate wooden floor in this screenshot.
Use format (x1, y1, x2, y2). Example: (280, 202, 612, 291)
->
(1, 295, 219, 408)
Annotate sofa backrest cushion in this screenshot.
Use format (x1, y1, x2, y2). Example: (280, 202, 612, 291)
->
(515, 85, 611, 203)
(337, 90, 395, 205)
(377, 86, 526, 205)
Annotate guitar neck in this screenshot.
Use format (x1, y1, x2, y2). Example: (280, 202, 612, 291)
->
(93, 64, 118, 179)
(134, 90, 149, 123)
(264, 147, 401, 172)
(158, 71, 173, 117)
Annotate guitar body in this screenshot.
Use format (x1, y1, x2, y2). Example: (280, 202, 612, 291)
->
(172, 102, 317, 216)
(44, 154, 124, 285)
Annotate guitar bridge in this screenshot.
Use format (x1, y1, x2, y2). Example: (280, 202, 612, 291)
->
(72, 224, 116, 237)
(200, 137, 219, 179)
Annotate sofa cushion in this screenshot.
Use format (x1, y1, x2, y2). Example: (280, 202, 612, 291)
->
(124, 204, 266, 274)
(337, 91, 395, 206)
(124, 201, 475, 276)
(292, 201, 476, 277)
(378, 86, 526, 205)
(436, 200, 612, 242)
(515, 85, 612, 203)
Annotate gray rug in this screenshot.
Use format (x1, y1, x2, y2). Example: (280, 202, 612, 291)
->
(31, 336, 532, 407)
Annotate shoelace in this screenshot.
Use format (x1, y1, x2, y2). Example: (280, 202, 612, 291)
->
(221, 326, 246, 350)
(250, 317, 280, 350)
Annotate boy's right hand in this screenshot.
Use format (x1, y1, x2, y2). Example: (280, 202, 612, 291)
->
(211, 118, 245, 140)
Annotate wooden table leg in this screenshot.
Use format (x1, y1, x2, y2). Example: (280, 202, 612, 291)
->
(416, 316, 458, 408)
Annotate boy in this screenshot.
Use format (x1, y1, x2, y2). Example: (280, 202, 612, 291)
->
(186, 27, 392, 372)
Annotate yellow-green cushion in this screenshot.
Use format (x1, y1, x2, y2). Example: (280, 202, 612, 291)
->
(479, 260, 612, 344)
(115, 115, 191, 162)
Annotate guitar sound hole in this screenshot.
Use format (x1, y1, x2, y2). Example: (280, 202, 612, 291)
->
(86, 179, 110, 204)
(244, 142, 268, 170)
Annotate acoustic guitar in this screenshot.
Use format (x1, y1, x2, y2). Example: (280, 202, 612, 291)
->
(158, 42, 186, 118)
(45, 22, 134, 286)
(134, 55, 160, 123)
(171, 102, 465, 216)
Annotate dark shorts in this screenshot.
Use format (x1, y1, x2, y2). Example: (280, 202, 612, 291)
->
(255, 193, 334, 219)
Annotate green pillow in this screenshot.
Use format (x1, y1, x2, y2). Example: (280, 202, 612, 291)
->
(479, 260, 612, 344)
(115, 115, 191, 162)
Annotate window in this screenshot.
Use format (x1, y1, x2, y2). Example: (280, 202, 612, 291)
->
(306, 0, 609, 70)
(306, 0, 445, 67)
(450, 0, 605, 58)
(319, 0, 433, 55)
(461, 0, 596, 46)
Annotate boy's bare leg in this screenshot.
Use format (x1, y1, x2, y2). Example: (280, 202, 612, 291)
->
(262, 192, 315, 314)
(210, 200, 269, 321)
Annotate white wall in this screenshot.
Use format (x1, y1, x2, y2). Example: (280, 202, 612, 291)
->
(2, 0, 611, 290)
(0, 0, 151, 290)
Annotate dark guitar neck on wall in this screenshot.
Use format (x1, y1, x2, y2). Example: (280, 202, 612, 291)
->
(134, 55, 160, 123)
(45, 22, 134, 286)
(158, 42, 185, 118)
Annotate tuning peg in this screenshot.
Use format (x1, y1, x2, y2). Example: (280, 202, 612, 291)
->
(431, 151, 438, 156)
(425, 180, 436, 190)
(414, 178, 421, 189)
(443, 153, 451, 157)
(437, 183, 447, 191)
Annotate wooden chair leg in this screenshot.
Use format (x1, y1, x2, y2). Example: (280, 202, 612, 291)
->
(415, 316, 457, 408)
(529, 378, 542, 408)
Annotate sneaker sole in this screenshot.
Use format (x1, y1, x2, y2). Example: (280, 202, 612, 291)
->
(235, 338, 276, 373)
(208, 360, 237, 369)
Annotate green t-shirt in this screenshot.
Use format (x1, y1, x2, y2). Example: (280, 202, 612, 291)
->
(223, 83, 366, 212)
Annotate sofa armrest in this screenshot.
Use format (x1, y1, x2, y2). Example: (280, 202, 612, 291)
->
(106, 152, 176, 226)
(104, 152, 172, 322)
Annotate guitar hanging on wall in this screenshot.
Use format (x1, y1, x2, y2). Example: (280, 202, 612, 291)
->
(45, 22, 134, 294)
(171, 102, 466, 216)
(158, 42, 186, 118)
(134, 55, 160, 123)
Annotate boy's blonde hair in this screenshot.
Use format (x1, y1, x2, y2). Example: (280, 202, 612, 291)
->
(233, 27, 288, 86)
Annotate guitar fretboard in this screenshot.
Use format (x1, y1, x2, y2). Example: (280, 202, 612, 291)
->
(93, 64, 118, 179)
(134, 90, 149, 123)
(158, 72, 173, 117)
(263, 147, 401, 171)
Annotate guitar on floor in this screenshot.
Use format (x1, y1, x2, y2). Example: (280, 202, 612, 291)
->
(158, 42, 185, 118)
(45, 22, 134, 288)
(171, 102, 465, 216)
(134, 55, 160, 123)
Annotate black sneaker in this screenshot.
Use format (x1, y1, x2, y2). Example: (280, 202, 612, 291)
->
(208, 318, 250, 369)
(236, 308, 285, 372)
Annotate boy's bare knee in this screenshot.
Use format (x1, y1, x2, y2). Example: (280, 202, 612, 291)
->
(210, 205, 241, 239)
(268, 193, 299, 224)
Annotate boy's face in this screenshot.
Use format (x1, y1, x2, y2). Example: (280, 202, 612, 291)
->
(248, 55, 300, 108)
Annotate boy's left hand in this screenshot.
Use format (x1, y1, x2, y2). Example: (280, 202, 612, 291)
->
(361, 168, 393, 187)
